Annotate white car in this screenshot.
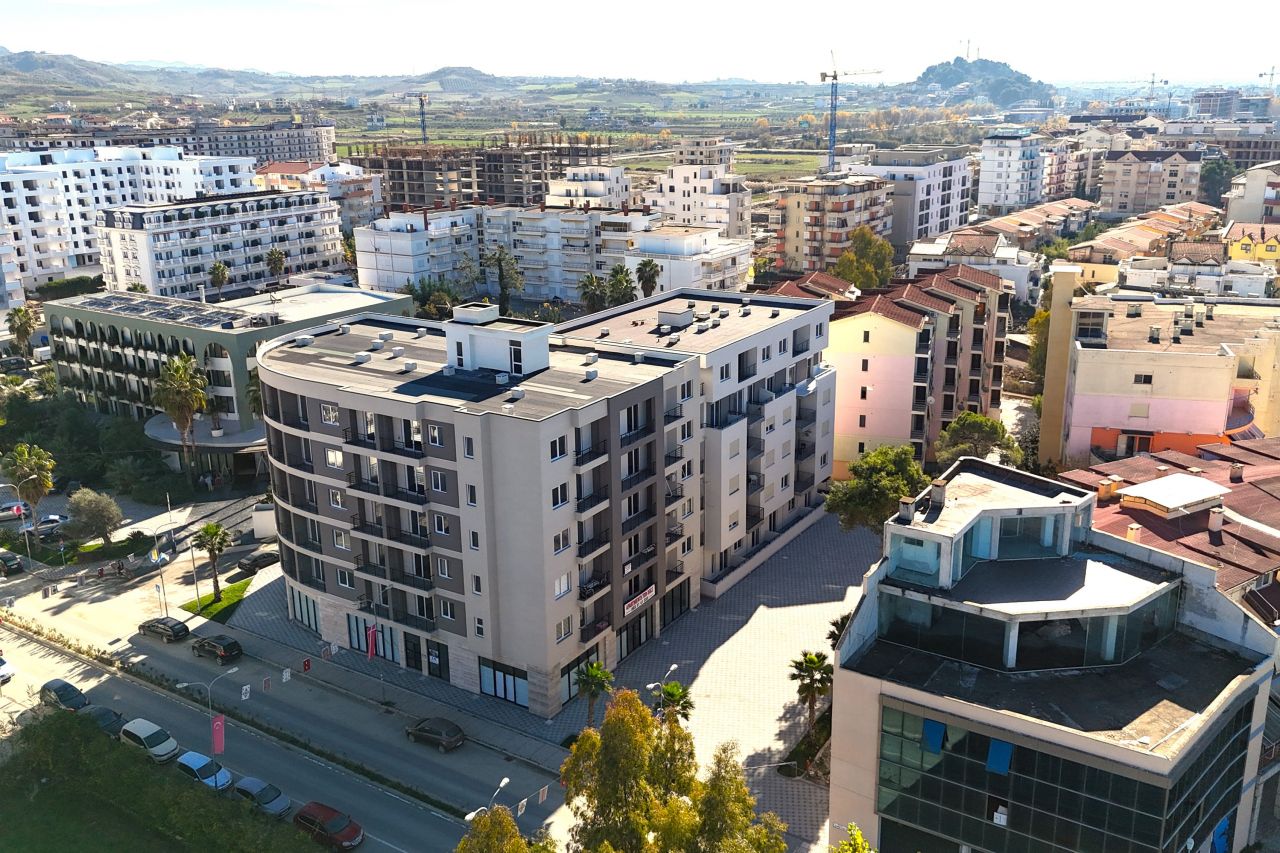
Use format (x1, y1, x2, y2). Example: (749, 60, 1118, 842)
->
(0, 654, 13, 686)
(20, 514, 69, 539)
(119, 718, 181, 763)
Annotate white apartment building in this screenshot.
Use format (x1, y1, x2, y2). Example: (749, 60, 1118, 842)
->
(674, 137, 735, 167)
(622, 225, 752, 292)
(0, 241, 21, 316)
(847, 144, 971, 248)
(255, 161, 384, 231)
(0, 146, 256, 288)
(545, 166, 631, 211)
(354, 206, 481, 293)
(97, 189, 343, 299)
(0, 168, 68, 288)
(643, 163, 751, 239)
(257, 291, 835, 717)
(977, 126, 1045, 216)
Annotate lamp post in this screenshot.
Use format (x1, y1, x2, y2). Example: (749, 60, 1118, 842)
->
(136, 521, 181, 617)
(464, 776, 510, 822)
(0, 474, 40, 575)
(176, 666, 240, 753)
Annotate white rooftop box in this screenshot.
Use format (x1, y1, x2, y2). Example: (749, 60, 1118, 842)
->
(452, 303, 501, 325)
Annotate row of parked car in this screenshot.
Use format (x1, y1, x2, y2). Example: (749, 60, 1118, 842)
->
(37, 676, 365, 849)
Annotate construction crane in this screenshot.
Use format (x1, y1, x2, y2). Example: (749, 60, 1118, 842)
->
(417, 94, 429, 145)
(819, 53, 880, 173)
(1262, 67, 1277, 98)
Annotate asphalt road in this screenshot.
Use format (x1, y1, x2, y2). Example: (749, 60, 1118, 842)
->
(0, 627, 466, 852)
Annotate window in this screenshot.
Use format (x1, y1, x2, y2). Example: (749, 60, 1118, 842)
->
(816, 322, 824, 339)
(470, 531, 480, 550)
(681, 537, 693, 555)
(325, 448, 343, 469)
(555, 616, 573, 643)
(431, 470, 448, 492)
(858, 442, 866, 454)
(463, 436, 474, 458)
(550, 435, 567, 460)
(554, 571, 572, 598)
(779, 338, 788, 354)
(863, 330, 870, 343)
(761, 345, 772, 361)
(719, 364, 731, 382)
(428, 424, 443, 446)
(439, 599, 456, 620)
(333, 530, 349, 551)
(479, 657, 528, 707)
(679, 380, 693, 400)
(320, 403, 339, 425)
(552, 483, 568, 508)
(328, 488, 344, 509)
(681, 460, 694, 480)
(472, 574, 482, 594)
(861, 358, 869, 371)
(858, 414, 867, 428)
(680, 421, 692, 442)
(1134, 374, 1153, 385)
(336, 568, 353, 589)
(474, 617, 485, 638)
(859, 386, 868, 400)
(433, 514, 450, 535)
(467, 484, 477, 506)
(454, 340, 464, 368)
(553, 528, 571, 553)
(436, 557, 451, 579)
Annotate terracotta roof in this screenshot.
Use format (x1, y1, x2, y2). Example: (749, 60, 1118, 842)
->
(1226, 222, 1278, 243)
(921, 274, 981, 302)
(939, 264, 1004, 291)
(848, 294, 928, 330)
(765, 271, 854, 302)
(255, 161, 325, 176)
(1168, 241, 1227, 264)
(944, 232, 999, 255)
(892, 283, 955, 315)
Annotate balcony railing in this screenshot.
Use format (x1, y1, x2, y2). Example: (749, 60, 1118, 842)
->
(628, 543, 659, 571)
(665, 447, 684, 467)
(342, 427, 378, 450)
(389, 440, 426, 460)
(581, 614, 612, 643)
(302, 575, 327, 592)
(389, 567, 434, 591)
(575, 441, 608, 466)
(703, 410, 746, 430)
(355, 560, 388, 579)
(389, 488, 430, 507)
(666, 522, 684, 544)
(747, 402, 765, 423)
(795, 473, 815, 493)
(394, 611, 436, 633)
(284, 456, 314, 473)
(620, 467, 655, 492)
(620, 423, 655, 448)
(576, 490, 608, 513)
(347, 472, 384, 496)
(622, 507, 656, 535)
(578, 531, 611, 558)
(578, 573, 610, 600)
(747, 477, 764, 496)
(664, 405, 684, 424)
(797, 408, 817, 427)
(747, 437, 764, 459)
(666, 561, 685, 583)
(797, 443, 816, 461)
(664, 483, 684, 507)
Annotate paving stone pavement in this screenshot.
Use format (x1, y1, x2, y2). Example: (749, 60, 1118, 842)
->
(228, 512, 879, 849)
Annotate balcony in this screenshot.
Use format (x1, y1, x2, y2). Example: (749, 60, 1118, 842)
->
(747, 402, 765, 423)
(666, 560, 685, 584)
(703, 410, 746, 430)
(394, 611, 436, 633)
(284, 456, 314, 473)
(575, 441, 608, 466)
(622, 507, 656, 535)
(664, 405, 684, 424)
(580, 614, 612, 644)
(389, 487, 430, 507)
(621, 467, 655, 492)
(797, 408, 817, 427)
(795, 473, 815, 493)
(910, 426, 926, 440)
(797, 442, 816, 461)
(342, 427, 378, 450)
(389, 567, 434, 592)
(915, 338, 931, 355)
(944, 353, 958, 366)
(620, 423, 655, 448)
(628, 543, 659, 571)
(280, 412, 310, 430)
(388, 440, 426, 460)
(747, 477, 764, 497)
(913, 370, 929, 383)
(346, 472, 384, 496)
(302, 575, 327, 592)
(747, 507, 763, 529)
(578, 573, 611, 601)
(576, 489, 609, 513)
(578, 531, 611, 558)
(793, 340, 811, 356)
(666, 522, 684, 545)
(665, 446, 684, 467)
(664, 483, 685, 507)
(354, 559, 388, 579)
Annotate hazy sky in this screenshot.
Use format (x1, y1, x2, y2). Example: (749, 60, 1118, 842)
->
(4, 0, 1273, 87)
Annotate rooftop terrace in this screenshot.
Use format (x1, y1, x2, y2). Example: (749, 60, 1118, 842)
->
(1072, 294, 1280, 355)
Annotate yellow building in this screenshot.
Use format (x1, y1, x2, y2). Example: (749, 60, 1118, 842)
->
(1225, 221, 1280, 264)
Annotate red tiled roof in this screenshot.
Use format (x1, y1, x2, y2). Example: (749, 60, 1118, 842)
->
(939, 264, 1003, 291)
(1168, 240, 1226, 264)
(765, 271, 854, 302)
(848, 294, 928, 329)
(944, 232, 999, 255)
(1226, 222, 1278, 243)
(921, 275, 981, 302)
(255, 161, 325, 176)
(893, 283, 955, 314)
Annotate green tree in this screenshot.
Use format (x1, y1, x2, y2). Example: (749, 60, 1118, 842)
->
(65, 487, 123, 545)
(35, 368, 58, 397)
(1027, 309, 1050, 382)
(698, 742, 787, 853)
(576, 660, 614, 729)
(824, 444, 930, 530)
(6, 305, 38, 355)
(751, 256, 772, 280)
(192, 521, 232, 604)
(406, 277, 459, 321)
(827, 613, 851, 651)
(482, 246, 524, 315)
(606, 263, 636, 307)
(829, 226, 893, 289)
(789, 651, 834, 733)
(934, 410, 1022, 466)
(1199, 158, 1240, 206)
(126, 282, 149, 293)
(209, 260, 229, 298)
(830, 822, 877, 852)
(1016, 418, 1042, 474)
(579, 273, 609, 313)
(1040, 236, 1071, 260)
(152, 354, 207, 473)
(2, 442, 54, 514)
(651, 679, 695, 723)
(455, 804, 556, 853)
(265, 247, 287, 283)
(342, 232, 357, 267)
(635, 258, 661, 299)
(246, 368, 263, 422)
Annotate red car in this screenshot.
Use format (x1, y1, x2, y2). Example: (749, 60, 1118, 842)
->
(293, 801, 364, 849)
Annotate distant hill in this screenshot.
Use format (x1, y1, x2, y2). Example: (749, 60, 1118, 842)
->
(915, 58, 1055, 107)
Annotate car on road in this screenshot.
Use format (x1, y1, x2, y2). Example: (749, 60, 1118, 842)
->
(0, 549, 23, 577)
(190, 634, 243, 665)
(236, 550, 280, 574)
(0, 500, 32, 521)
(176, 750, 233, 792)
(20, 514, 69, 540)
(120, 718, 180, 763)
(404, 717, 466, 753)
(0, 655, 13, 686)
(137, 616, 190, 643)
(40, 678, 90, 711)
(77, 704, 127, 738)
(234, 776, 292, 818)
(294, 802, 363, 849)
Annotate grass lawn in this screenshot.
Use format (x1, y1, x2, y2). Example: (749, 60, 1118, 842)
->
(733, 152, 822, 182)
(181, 576, 253, 624)
(0, 780, 179, 852)
(0, 533, 145, 567)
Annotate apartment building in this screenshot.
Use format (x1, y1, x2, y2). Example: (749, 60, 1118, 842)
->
(770, 176, 892, 272)
(1224, 160, 1280, 224)
(643, 162, 751, 239)
(97, 189, 342, 299)
(1120, 244, 1274, 298)
(977, 126, 1044, 216)
(0, 146, 257, 288)
(0, 241, 19, 316)
(1193, 88, 1242, 119)
(255, 161, 383, 231)
(1224, 221, 1280, 263)
(545, 166, 631, 210)
(354, 205, 482, 293)
(1158, 120, 1280, 170)
(845, 144, 970, 250)
(621, 225, 752, 292)
(256, 291, 835, 717)
(44, 284, 410, 474)
(1099, 150, 1203, 219)
(674, 137, 734, 168)
(830, 457, 1273, 853)
(907, 228, 1047, 302)
(1068, 202, 1221, 265)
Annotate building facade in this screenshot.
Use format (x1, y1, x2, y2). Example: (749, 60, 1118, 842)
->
(545, 166, 631, 211)
(254, 161, 384, 232)
(642, 163, 751, 239)
(621, 225, 753, 292)
(1223, 161, 1280, 224)
(1099, 150, 1203, 219)
(977, 127, 1045, 216)
(256, 291, 835, 717)
(846, 144, 970, 250)
(97, 189, 343, 299)
(0, 241, 19, 316)
(907, 229, 1046, 302)
(674, 137, 735, 168)
(1158, 120, 1280, 170)
(770, 176, 893, 272)
(353, 206, 482, 294)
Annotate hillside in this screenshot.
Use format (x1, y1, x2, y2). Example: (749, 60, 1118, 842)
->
(915, 57, 1055, 107)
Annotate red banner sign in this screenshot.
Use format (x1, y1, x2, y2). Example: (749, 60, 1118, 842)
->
(211, 714, 225, 755)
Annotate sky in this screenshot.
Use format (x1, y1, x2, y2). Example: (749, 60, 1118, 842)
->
(3, 0, 1274, 88)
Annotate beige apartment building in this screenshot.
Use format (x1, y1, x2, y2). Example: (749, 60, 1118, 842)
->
(258, 290, 836, 717)
(770, 176, 893, 272)
(1099, 150, 1204, 219)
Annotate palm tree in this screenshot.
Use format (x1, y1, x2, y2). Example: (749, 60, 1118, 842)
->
(790, 650, 834, 733)
(636, 258, 661, 299)
(578, 273, 608, 313)
(605, 263, 635, 307)
(575, 660, 614, 729)
(827, 613, 851, 651)
(265, 247, 287, 287)
(152, 354, 207, 473)
(245, 368, 263, 423)
(6, 305, 38, 355)
(2, 443, 55, 515)
(34, 368, 58, 398)
(191, 522, 232, 605)
(209, 261, 229, 299)
(652, 679, 695, 723)
(126, 283, 149, 293)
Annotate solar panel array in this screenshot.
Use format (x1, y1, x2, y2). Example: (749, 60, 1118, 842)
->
(68, 293, 250, 329)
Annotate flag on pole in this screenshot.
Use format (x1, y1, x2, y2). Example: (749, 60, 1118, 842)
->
(517, 798, 527, 817)
(211, 714, 225, 754)
(366, 623, 377, 660)
(537, 785, 548, 805)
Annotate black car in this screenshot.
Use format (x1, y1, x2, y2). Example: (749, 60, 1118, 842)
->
(190, 634, 243, 665)
(40, 678, 90, 711)
(404, 717, 466, 752)
(236, 551, 280, 574)
(77, 704, 127, 737)
(0, 549, 22, 577)
(137, 616, 190, 643)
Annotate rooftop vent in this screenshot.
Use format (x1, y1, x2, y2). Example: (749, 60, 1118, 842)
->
(369, 339, 384, 351)
(1172, 331, 1181, 344)
(414, 327, 429, 339)
(401, 361, 417, 373)
(1148, 325, 1161, 343)
(1206, 304, 1215, 320)
(742, 297, 751, 306)
(1187, 466, 1203, 476)
(585, 352, 599, 364)
(294, 335, 315, 347)
(686, 300, 696, 309)
(711, 317, 720, 328)
(510, 388, 525, 400)
(391, 346, 404, 358)
(897, 497, 914, 523)
(1231, 463, 1245, 483)
(740, 306, 751, 317)
(1127, 523, 1143, 543)
(770, 307, 780, 318)
(695, 322, 709, 333)
(443, 365, 456, 376)
(719, 308, 730, 318)
(495, 372, 510, 384)
(1209, 506, 1225, 532)
(338, 324, 351, 335)
(634, 352, 645, 364)
(1195, 311, 1205, 327)
(668, 334, 680, 346)
(598, 327, 610, 338)
(658, 325, 671, 336)
(353, 351, 371, 364)
(1126, 303, 1142, 318)
(1155, 465, 1170, 473)
(694, 311, 710, 321)
(585, 368, 598, 381)
(502, 404, 514, 414)
(378, 331, 394, 342)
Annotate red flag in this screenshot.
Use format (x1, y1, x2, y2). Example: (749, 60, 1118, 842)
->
(211, 714, 225, 755)
(366, 623, 377, 660)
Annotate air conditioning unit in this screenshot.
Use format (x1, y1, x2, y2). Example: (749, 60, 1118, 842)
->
(353, 351, 371, 364)
(668, 334, 680, 346)
(510, 388, 525, 400)
(369, 339, 384, 351)
(401, 361, 417, 373)
(391, 346, 404, 357)
(414, 327, 429, 338)
(598, 327, 610, 338)
(495, 372, 510, 384)
(585, 352, 599, 364)
(443, 365, 456, 376)
(294, 335, 315, 347)
(338, 324, 351, 335)
(634, 352, 645, 364)
(378, 331, 394, 341)
(585, 368, 598, 381)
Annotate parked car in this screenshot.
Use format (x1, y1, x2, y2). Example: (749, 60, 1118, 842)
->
(176, 750, 233, 792)
(190, 634, 243, 665)
(0, 356, 29, 375)
(0, 500, 32, 521)
(119, 718, 180, 763)
(234, 776, 292, 818)
(0, 549, 23, 577)
(40, 678, 89, 711)
(293, 802, 363, 849)
(0, 655, 13, 686)
(20, 514, 69, 540)
(404, 717, 466, 753)
(77, 704, 127, 738)
(137, 616, 190, 643)
(236, 550, 280, 574)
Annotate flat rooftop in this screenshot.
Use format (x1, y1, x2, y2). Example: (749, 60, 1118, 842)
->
(851, 631, 1260, 759)
(221, 287, 405, 326)
(1074, 295, 1280, 355)
(259, 316, 678, 420)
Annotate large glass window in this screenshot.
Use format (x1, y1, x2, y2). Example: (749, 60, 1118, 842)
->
(888, 534, 942, 586)
(480, 657, 529, 707)
(879, 593, 1005, 670)
(998, 514, 1059, 559)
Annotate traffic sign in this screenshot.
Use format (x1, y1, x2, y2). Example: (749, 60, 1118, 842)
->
(302, 657, 311, 673)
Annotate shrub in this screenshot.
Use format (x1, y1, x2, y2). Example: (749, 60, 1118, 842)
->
(34, 274, 103, 300)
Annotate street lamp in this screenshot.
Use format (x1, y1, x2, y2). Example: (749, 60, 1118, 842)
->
(646, 662, 678, 692)
(464, 776, 510, 822)
(177, 666, 240, 753)
(135, 521, 183, 617)
(0, 474, 40, 575)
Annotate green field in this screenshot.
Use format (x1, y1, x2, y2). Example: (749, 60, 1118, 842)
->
(732, 152, 822, 181)
(182, 575, 253, 623)
(0, 781, 178, 852)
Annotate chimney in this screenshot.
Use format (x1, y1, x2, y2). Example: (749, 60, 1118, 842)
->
(1187, 466, 1203, 476)
(930, 478, 947, 506)
(197, 285, 207, 303)
(897, 497, 915, 524)
(622, 201, 630, 214)
(540, 202, 545, 212)
(434, 199, 443, 209)
(1127, 523, 1143, 543)
(1231, 463, 1245, 483)
(1097, 479, 1113, 501)
(1208, 506, 1225, 532)
(449, 197, 457, 211)
(642, 203, 651, 215)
